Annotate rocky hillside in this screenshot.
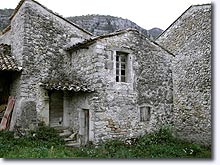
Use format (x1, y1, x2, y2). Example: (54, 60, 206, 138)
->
(67, 15, 163, 39)
(0, 9, 163, 39)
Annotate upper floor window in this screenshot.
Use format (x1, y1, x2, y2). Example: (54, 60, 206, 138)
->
(116, 52, 128, 82)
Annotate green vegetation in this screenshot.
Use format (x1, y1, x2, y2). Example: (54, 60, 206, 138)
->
(0, 125, 211, 158)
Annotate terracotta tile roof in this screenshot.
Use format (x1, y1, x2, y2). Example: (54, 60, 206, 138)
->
(39, 78, 94, 92)
(0, 44, 21, 71)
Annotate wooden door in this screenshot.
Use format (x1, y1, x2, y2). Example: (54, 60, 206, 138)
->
(80, 109, 89, 145)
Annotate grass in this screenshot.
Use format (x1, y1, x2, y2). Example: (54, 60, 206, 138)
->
(0, 125, 211, 158)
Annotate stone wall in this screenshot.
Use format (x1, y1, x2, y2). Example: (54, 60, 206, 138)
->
(0, 0, 92, 130)
(64, 92, 95, 143)
(157, 4, 211, 145)
(70, 30, 173, 143)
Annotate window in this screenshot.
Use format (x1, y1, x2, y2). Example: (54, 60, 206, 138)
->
(140, 106, 151, 122)
(116, 52, 128, 82)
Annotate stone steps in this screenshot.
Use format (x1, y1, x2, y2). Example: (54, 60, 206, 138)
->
(64, 137, 73, 142)
(59, 129, 72, 137)
(53, 126, 69, 133)
(54, 127, 79, 147)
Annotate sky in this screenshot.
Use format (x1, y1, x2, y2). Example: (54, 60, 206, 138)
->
(0, 0, 211, 30)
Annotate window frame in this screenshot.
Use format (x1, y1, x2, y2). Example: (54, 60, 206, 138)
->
(116, 51, 128, 83)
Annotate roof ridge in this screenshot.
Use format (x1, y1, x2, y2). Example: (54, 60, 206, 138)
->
(65, 28, 174, 57)
(98, 28, 139, 38)
(8, 0, 93, 36)
(65, 28, 140, 51)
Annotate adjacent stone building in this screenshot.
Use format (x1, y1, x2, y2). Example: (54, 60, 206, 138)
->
(0, 0, 211, 146)
(156, 4, 211, 145)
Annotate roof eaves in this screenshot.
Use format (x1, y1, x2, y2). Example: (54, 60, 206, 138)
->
(39, 79, 94, 92)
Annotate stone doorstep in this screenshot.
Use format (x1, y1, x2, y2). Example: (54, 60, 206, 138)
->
(64, 137, 75, 142)
(65, 138, 78, 146)
(65, 142, 80, 148)
(59, 129, 72, 137)
(53, 126, 69, 131)
(65, 140, 78, 145)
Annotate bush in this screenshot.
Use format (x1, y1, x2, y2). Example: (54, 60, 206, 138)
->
(29, 123, 64, 146)
(0, 130, 15, 157)
(136, 126, 174, 148)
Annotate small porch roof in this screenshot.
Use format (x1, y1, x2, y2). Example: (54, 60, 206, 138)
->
(39, 78, 94, 92)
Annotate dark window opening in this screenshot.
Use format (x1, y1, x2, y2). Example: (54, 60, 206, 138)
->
(140, 106, 151, 122)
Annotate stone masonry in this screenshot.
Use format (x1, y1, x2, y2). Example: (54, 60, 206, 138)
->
(65, 30, 173, 143)
(156, 4, 211, 145)
(0, 0, 211, 146)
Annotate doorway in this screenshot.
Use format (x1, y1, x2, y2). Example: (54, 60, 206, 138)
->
(80, 109, 89, 145)
(49, 91, 63, 127)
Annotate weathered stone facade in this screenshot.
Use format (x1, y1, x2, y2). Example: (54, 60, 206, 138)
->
(0, 0, 211, 146)
(156, 4, 211, 145)
(65, 30, 173, 143)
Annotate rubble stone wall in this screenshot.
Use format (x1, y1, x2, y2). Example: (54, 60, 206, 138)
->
(71, 31, 173, 143)
(157, 4, 211, 145)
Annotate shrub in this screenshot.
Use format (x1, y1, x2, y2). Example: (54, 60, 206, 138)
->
(29, 124, 64, 146)
(137, 126, 175, 148)
(0, 130, 15, 157)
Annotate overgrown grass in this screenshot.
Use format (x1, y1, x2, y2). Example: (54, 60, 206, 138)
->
(0, 125, 211, 158)
(74, 128, 211, 158)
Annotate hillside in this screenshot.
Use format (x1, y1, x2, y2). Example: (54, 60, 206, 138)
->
(0, 9, 163, 39)
(67, 15, 163, 39)
(67, 15, 162, 38)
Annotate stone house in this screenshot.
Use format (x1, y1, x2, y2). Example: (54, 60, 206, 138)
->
(156, 4, 211, 145)
(0, 0, 211, 146)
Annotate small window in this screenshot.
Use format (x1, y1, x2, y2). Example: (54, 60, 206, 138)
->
(140, 106, 151, 122)
(116, 52, 128, 82)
